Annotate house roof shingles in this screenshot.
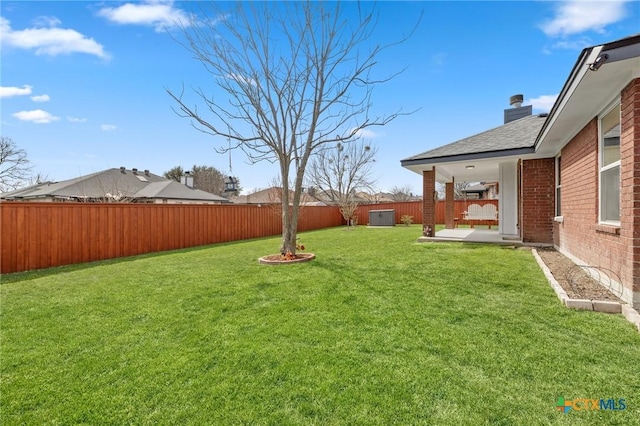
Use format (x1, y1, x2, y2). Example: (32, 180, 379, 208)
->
(136, 180, 227, 201)
(229, 187, 327, 205)
(1, 168, 229, 203)
(402, 114, 547, 163)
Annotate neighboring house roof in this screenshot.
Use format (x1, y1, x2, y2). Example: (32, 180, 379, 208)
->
(356, 192, 394, 203)
(401, 114, 546, 166)
(134, 180, 229, 202)
(229, 187, 281, 204)
(1, 168, 230, 203)
(229, 187, 406, 205)
(361, 191, 421, 203)
(310, 188, 369, 205)
(229, 187, 326, 205)
(463, 184, 488, 193)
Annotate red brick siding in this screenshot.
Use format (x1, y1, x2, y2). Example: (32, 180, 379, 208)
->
(620, 78, 640, 296)
(445, 182, 454, 229)
(422, 169, 436, 235)
(521, 158, 555, 243)
(556, 78, 640, 306)
(555, 119, 626, 276)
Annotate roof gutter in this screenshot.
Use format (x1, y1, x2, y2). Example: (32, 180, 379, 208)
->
(534, 33, 640, 151)
(533, 45, 602, 150)
(599, 33, 640, 63)
(400, 146, 536, 167)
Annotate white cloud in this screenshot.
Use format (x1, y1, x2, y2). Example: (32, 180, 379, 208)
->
(101, 124, 117, 131)
(354, 128, 380, 140)
(227, 73, 257, 87)
(67, 116, 87, 123)
(0, 85, 33, 98)
(528, 94, 558, 112)
(33, 16, 62, 28)
(0, 16, 110, 59)
(98, 1, 191, 32)
(31, 94, 50, 102)
(549, 37, 593, 51)
(541, 1, 630, 37)
(13, 109, 60, 124)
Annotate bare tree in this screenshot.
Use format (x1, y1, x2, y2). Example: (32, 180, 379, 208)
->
(308, 141, 376, 229)
(27, 172, 49, 186)
(0, 137, 33, 192)
(389, 184, 414, 201)
(435, 182, 445, 200)
(454, 182, 471, 200)
(435, 181, 471, 200)
(366, 191, 385, 204)
(168, 2, 417, 255)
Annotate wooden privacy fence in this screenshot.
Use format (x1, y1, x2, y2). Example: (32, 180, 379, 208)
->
(0, 202, 343, 274)
(1, 199, 498, 273)
(355, 202, 423, 225)
(354, 200, 498, 226)
(437, 199, 499, 227)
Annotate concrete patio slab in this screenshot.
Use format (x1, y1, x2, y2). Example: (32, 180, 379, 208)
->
(418, 228, 519, 244)
(436, 228, 475, 238)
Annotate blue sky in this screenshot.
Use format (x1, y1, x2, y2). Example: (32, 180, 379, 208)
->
(1, 1, 638, 195)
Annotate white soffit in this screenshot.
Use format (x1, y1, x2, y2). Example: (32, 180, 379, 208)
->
(535, 47, 601, 156)
(536, 45, 640, 156)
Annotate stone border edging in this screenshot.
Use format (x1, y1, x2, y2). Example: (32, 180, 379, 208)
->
(532, 248, 640, 333)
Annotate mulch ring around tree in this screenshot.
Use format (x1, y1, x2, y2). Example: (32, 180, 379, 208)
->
(258, 253, 316, 265)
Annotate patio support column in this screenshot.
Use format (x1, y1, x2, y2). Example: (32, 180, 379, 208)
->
(445, 181, 455, 229)
(422, 168, 436, 237)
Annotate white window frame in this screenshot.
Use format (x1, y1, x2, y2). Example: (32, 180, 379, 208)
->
(555, 155, 562, 218)
(598, 101, 621, 225)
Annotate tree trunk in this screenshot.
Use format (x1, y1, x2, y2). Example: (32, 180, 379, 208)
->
(281, 208, 298, 254)
(279, 160, 299, 255)
(280, 162, 305, 255)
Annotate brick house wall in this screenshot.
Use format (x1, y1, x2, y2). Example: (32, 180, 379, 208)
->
(422, 169, 436, 236)
(555, 78, 640, 308)
(445, 182, 454, 229)
(521, 158, 555, 243)
(620, 78, 640, 308)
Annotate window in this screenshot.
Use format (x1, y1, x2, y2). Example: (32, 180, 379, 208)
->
(555, 155, 561, 217)
(599, 103, 620, 223)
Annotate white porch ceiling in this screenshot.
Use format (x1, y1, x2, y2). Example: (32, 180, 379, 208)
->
(404, 154, 527, 183)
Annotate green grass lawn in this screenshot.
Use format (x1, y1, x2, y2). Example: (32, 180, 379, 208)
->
(2, 225, 639, 425)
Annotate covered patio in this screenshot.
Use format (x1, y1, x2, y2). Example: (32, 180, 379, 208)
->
(401, 96, 548, 243)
